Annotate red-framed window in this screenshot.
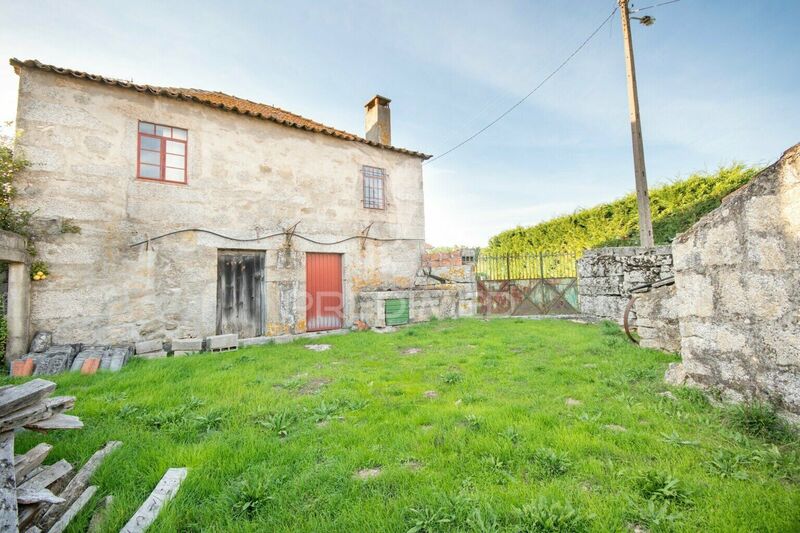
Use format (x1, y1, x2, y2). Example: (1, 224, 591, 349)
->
(137, 121, 188, 183)
(362, 165, 385, 209)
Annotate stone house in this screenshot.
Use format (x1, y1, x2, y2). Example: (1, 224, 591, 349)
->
(10, 58, 431, 347)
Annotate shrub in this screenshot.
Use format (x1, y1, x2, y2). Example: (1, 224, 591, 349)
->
(485, 164, 758, 253)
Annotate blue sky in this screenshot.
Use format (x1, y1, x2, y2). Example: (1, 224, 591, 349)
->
(1, 1, 798, 246)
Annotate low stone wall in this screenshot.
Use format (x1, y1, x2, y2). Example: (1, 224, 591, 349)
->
(356, 288, 460, 327)
(577, 246, 673, 322)
(634, 283, 680, 353)
(668, 144, 800, 414)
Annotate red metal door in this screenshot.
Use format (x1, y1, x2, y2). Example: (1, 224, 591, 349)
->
(306, 253, 343, 332)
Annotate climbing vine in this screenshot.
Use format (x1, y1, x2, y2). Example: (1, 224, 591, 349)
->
(0, 124, 49, 280)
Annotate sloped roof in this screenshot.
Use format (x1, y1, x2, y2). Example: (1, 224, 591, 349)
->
(10, 58, 430, 159)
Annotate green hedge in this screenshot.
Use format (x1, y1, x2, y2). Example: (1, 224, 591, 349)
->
(485, 164, 759, 254)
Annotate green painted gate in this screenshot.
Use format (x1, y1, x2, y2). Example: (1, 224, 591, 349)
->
(385, 298, 410, 326)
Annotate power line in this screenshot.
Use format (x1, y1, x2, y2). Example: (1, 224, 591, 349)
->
(631, 0, 681, 13)
(424, 6, 619, 166)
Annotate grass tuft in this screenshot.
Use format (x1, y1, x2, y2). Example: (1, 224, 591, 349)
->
(516, 497, 593, 533)
(727, 401, 797, 444)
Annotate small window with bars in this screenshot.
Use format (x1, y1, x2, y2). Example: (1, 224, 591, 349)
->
(362, 165, 386, 209)
(137, 121, 188, 183)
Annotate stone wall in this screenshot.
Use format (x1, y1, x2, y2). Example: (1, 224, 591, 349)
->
(577, 246, 673, 322)
(357, 263, 477, 327)
(634, 283, 680, 353)
(13, 66, 426, 345)
(668, 145, 800, 414)
(356, 289, 459, 328)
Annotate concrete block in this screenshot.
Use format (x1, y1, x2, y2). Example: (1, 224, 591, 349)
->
(171, 338, 203, 353)
(206, 334, 238, 351)
(135, 339, 164, 355)
(135, 350, 167, 359)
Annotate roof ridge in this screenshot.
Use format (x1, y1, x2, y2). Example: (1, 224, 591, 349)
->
(9, 58, 430, 160)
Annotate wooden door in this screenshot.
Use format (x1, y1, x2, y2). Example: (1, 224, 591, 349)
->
(216, 251, 265, 337)
(306, 253, 343, 332)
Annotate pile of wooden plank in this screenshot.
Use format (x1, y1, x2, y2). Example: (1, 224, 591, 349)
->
(0, 378, 121, 532)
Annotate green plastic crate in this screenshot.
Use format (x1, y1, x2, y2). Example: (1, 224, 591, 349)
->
(385, 298, 410, 326)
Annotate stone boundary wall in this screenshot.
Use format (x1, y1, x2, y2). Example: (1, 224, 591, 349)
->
(668, 144, 800, 414)
(357, 264, 477, 327)
(577, 246, 673, 323)
(634, 284, 680, 353)
(422, 251, 463, 267)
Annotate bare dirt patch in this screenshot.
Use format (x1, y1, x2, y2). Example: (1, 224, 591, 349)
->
(423, 390, 439, 399)
(305, 344, 332, 352)
(402, 459, 423, 471)
(565, 398, 582, 406)
(400, 347, 423, 355)
(354, 467, 382, 479)
(603, 424, 627, 432)
(298, 377, 332, 395)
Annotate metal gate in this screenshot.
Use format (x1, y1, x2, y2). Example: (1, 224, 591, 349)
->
(216, 251, 266, 337)
(476, 253, 580, 316)
(306, 253, 344, 332)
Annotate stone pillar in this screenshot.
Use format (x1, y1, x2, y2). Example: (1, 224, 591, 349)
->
(6, 262, 30, 360)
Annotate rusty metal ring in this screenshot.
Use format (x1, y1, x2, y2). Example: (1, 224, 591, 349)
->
(623, 295, 639, 345)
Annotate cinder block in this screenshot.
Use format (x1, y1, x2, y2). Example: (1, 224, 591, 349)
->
(135, 339, 163, 355)
(206, 334, 238, 352)
(135, 350, 167, 359)
(171, 338, 203, 353)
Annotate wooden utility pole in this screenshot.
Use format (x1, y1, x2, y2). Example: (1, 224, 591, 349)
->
(618, 0, 655, 247)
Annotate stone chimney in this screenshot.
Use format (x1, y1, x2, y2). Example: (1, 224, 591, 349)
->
(364, 95, 391, 145)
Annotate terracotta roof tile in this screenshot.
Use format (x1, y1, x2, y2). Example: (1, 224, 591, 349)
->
(10, 58, 430, 159)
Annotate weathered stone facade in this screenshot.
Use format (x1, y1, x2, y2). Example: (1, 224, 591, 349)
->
(13, 65, 427, 345)
(669, 145, 800, 414)
(634, 283, 680, 353)
(577, 246, 673, 322)
(357, 263, 477, 327)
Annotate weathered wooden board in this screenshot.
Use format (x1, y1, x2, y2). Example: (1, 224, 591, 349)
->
(37, 441, 121, 530)
(0, 402, 49, 432)
(120, 467, 188, 533)
(0, 379, 55, 417)
(18, 459, 72, 491)
(47, 484, 97, 533)
(0, 431, 18, 532)
(87, 494, 113, 533)
(16, 487, 64, 505)
(25, 414, 83, 432)
(14, 443, 53, 480)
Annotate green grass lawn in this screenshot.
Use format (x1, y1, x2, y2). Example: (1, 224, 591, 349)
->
(8, 318, 799, 532)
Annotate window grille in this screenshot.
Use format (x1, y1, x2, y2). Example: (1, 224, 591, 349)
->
(362, 165, 385, 209)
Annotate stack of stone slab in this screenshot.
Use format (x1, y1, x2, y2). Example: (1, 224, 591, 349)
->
(11, 332, 132, 376)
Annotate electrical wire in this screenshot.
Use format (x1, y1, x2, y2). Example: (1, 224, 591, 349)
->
(423, 6, 619, 166)
(631, 0, 682, 13)
(128, 227, 423, 247)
